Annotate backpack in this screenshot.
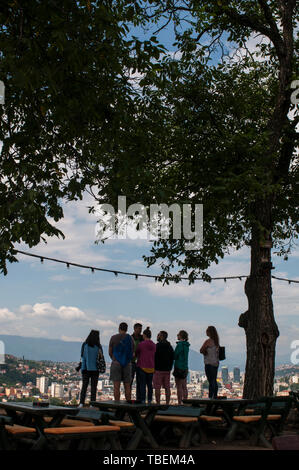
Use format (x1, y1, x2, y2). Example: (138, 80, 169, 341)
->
(113, 334, 133, 367)
(96, 345, 106, 373)
(219, 346, 226, 361)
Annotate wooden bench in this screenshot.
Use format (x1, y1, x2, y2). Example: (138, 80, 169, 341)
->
(227, 396, 293, 448)
(51, 415, 134, 450)
(43, 425, 121, 450)
(59, 417, 134, 429)
(199, 415, 223, 423)
(5, 424, 37, 437)
(142, 406, 204, 448)
(153, 415, 198, 424)
(2, 424, 37, 450)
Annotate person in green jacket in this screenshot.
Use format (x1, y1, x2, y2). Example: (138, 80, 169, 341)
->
(173, 330, 190, 405)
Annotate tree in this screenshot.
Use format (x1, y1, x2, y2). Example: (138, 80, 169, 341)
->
(0, 0, 163, 274)
(1, 1, 297, 399)
(88, 1, 298, 398)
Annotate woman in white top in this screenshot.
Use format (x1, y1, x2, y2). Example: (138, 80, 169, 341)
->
(200, 326, 220, 398)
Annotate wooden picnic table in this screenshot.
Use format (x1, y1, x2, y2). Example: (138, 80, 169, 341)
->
(155, 405, 203, 448)
(183, 398, 256, 432)
(184, 396, 293, 448)
(91, 400, 169, 450)
(0, 401, 79, 450)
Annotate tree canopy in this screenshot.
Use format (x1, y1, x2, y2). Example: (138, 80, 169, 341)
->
(88, 1, 298, 282)
(0, 0, 163, 274)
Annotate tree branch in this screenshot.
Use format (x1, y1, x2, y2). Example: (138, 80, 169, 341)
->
(224, 7, 285, 59)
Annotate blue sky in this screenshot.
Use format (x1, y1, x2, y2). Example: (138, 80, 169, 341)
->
(0, 14, 298, 369)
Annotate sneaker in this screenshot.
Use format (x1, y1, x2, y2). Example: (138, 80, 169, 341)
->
(78, 404, 84, 408)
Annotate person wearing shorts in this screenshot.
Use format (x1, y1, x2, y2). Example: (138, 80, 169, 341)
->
(153, 331, 174, 405)
(109, 322, 134, 401)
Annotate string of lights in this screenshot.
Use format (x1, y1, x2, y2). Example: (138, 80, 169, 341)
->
(15, 250, 299, 284)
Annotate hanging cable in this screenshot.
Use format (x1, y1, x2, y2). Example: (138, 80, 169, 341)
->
(15, 250, 298, 284)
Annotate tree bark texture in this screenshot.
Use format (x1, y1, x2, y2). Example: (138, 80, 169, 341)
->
(240, 200, 279, 398)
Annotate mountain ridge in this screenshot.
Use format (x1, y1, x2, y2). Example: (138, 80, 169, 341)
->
(0, 334, 291, 371)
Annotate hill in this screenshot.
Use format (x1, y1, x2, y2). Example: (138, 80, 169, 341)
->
(1, 334, 244, 370)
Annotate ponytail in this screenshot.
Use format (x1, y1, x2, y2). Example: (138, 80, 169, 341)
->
(143, 327, 152, 339)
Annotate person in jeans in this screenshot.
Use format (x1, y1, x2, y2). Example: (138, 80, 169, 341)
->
(153, 331, 174, 405)
(131, 323, 143, 400)
(79, 330, 103, 407)
(173, 330, 190, 405)
(109, 322, 134, 401)
(200, 326, 220, 398)
(136, 327, 156, 403)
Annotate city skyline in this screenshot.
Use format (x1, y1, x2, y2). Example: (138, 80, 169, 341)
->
(1, 355, 298, 406)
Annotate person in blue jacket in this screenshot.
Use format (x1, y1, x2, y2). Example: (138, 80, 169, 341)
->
(79, 330, 103, 407)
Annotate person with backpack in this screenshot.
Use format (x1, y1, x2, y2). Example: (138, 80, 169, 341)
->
(109, 322, 134, 401)
(173, 330, 190, 405)
(200, 326, 220, 398)
(135, 327, 156, 403)
(153, 331, 174, 405)
(79, 330, 104, 407)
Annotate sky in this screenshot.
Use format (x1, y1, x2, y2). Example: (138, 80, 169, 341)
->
(0, 10, 298, 370)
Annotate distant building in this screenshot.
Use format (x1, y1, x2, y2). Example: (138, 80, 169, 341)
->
(222, 366, 229, 384)
(36, 376, 49, 394)
(54, 384, 64, 399)
(233, 367, 241, 383)
(50, 382, 64, 398)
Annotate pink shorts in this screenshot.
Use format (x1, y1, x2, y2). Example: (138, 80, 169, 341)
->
(153, 371, 171, 389)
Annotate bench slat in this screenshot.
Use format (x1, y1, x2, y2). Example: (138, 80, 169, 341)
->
(44, 425, 120, 435)
(5, 424, 36, 436)
(200, 415, 222, 423)
(153, 416, 198, 423)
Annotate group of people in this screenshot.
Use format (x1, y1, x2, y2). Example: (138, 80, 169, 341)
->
(79, 323, 221, 406)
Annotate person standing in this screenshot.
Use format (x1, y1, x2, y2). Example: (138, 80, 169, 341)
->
(136, 327, 156, 403)
(200, 326, 220, 399)
(79, 330, 103, 407)
(109, 322, 134, 401)
(131, 323, 143, 400)
(153, 331, 174, 405)
(173, 330, 190, 405)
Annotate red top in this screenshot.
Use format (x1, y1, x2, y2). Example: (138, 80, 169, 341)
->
(136, 340, 156, 370)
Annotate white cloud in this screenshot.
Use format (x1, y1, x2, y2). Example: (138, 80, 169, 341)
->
(20, 302, 88, 321)
(57, 306, 87, 320)
(61, 335, 82, 342)
(94, 319, 117, 329)
(0, 308, 17, 321)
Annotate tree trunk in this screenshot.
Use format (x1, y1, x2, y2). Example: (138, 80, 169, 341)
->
(239, 200, 279, 399)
